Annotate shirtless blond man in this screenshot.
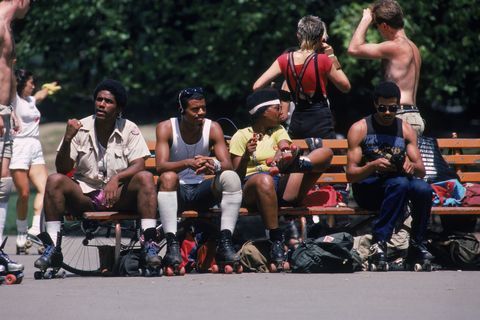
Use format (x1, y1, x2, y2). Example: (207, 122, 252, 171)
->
(0, 0, 30, 244)
(348, 0, 424, 136)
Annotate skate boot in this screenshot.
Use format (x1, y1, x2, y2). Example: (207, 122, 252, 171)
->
(368, 241, 389, 271)
(34, 232, 65, 280)
(27, 226, 45, 254)
(214, 229, 242, 274)
(0, 237, 24, 284)
(16, 232, 30, 255)
(405, 240, 434, 272)
(269, 239, 290, 272)
(141, 228, 162, 276)
(162, 232, 185, 276)
(305, 137, 323, 152)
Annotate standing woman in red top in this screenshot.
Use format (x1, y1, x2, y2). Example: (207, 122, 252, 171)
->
(253, 15, 351, 139)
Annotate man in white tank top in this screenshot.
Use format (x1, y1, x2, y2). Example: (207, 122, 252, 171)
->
(156, 87, 243, 275)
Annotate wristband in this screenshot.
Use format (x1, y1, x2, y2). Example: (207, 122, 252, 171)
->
(213, 159, 222, 173)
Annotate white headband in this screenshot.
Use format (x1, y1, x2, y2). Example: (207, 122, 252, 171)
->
(248, 99, 280, 115)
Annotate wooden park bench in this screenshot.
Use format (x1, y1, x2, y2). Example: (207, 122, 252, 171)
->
(65, 135, 480, 274)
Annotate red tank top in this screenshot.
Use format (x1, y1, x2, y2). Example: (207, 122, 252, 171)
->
(277, 52, 332, 96)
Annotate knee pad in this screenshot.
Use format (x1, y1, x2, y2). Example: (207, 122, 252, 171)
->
(0, 177, 13, 203)
(215, 170, 241, 193)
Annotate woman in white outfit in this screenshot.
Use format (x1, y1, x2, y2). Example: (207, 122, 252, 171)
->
(11, 69, 59, 253)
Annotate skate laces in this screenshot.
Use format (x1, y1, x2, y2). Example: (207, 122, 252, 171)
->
(145, 240, 160, 256)
(41, 245, 55, 258)
(369, 243, 385, 255)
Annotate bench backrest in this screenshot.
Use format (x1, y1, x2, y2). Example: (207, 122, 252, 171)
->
(145, 138, 480, 184)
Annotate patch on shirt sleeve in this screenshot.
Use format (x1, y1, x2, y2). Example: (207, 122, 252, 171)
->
(130, 128, 140, 135)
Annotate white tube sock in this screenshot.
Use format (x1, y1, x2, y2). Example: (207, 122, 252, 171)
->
(32, 215, 41, 230)
(16, 219, 28, 233)
(0, 202, 6, 244)
(220, 191, 242, 233)
(157, 191, 178, 234)
(45, 221, 61, 246)
(141, 219, 157, 231)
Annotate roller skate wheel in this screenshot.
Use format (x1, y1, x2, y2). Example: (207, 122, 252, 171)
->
(165, 266, 175, 277)
(283, 261, 290, 271)
(5, 274, 17, 285)
(38, 246, 45, 255)
(282, 150, 293, 160)
(34, 271, 43, 280)
(210, 264, 219, 273)
(177, 267, 186, 276)
(413, 263, 426, 272)
(269, 167, 280, 176)
(269, 263, 277, 273)
(235, 265, 243, 274)
(58, 271, 66, 278)
(25, 239, 33, 248)
(223, 264, 234, 274)
(15, 276, 23, 284)
(369, 263, 377, 272)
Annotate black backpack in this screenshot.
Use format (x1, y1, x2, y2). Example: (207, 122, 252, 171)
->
(290, 232, 362, 273)
(430, 233, 480, 270)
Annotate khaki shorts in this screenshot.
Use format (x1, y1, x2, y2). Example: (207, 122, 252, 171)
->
(396, 111, 425, 136)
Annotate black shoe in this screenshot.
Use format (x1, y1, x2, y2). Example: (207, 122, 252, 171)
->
(215, 230, 239, 264)
(162, 232, 182, 268)
(34, 233, 63, 270)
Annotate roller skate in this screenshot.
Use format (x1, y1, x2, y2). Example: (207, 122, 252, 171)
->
(368, 241, 389, 271)
(404, 240, 434, 272)
(162, 233, 185, 276)
(213, 230, 242, 274)
(0, 237, 24, 284)
(16, 231, 31, 255)
(141, 228, 163, 276)
(34, 232, 65, 279)
(269, 240, 290, 272)
(305, 137, 323, 152)
(27, 226, 46, 254)
(266, 145, 300, 176)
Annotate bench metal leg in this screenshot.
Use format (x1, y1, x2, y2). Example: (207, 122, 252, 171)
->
(114, 221, 121, 266)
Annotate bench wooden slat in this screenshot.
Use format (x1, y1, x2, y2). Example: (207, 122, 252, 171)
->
(437, 139, 480, 149)
(83, 211, 138, 220)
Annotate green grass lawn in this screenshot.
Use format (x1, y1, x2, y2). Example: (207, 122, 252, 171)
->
(5, 192, 36, 235)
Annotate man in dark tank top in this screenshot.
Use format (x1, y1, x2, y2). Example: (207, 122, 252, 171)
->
(346, 81, 434, 271)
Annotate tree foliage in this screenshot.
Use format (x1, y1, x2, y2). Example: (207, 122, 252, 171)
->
(13, 0, 480, 134)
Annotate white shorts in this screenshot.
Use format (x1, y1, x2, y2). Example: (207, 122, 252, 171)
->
(9, 137, 45, 170)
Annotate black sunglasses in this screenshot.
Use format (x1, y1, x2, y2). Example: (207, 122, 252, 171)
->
(376, 104, 399, 113)
(179, 87, 204, 99)
(178, 87, 204, 111)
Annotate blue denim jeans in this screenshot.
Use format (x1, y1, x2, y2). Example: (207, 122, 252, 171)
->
(352, 176, 433, 243)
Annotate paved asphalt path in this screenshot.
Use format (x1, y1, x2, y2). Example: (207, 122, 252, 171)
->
(1, 236, 479, 320)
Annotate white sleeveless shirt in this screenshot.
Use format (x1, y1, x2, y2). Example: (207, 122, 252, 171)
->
(169, 117, 212, 184)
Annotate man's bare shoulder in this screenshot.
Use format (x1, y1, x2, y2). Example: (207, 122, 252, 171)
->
(347, 118, 367, 143)
(156, 118, 173, 140)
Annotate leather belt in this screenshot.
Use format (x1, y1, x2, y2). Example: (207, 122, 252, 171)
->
(398, 105, 418, 111)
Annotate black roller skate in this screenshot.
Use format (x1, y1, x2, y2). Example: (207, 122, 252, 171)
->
(305, 137, 323, 151)
(0, 237, 24, 284)
(269, 240, 290, 272)
(34, 232, 65, 279)
(141, 228, 163, 276)
(368, 241, 389, 271)
(162, 232, 185, 276)
(405, 240, 434, 272)
(213, 230, 242, 274)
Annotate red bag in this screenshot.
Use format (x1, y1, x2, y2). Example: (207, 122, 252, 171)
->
(301, 185, 342, 207)
(463, 183, 480, 207)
